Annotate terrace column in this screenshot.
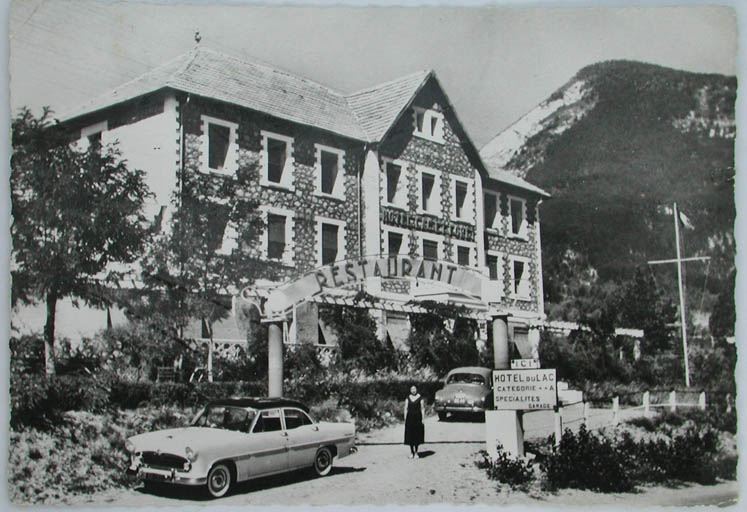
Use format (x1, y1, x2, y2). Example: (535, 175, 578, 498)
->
(492, 314, 510, 370)
(268, 322, 283, 397)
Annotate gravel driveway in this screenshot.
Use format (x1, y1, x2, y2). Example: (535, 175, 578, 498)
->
(69, 409, 738, 507)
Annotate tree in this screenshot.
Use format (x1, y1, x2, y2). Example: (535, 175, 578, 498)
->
(618, 267, 676, 352)
(11, 107, 151, 376)
(710, 269, 735, 340)
(140, 154, 279, 381)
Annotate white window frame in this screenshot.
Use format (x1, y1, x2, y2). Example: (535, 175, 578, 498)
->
(78, 120, 108, 151)
(451, 175, 474, 223)
(507, 195, 529, 240)
(200, 115, 238, 176)
(412, 107, 445, 143)
(417, 232, 445, 261)
(484, 190, 501, 232)
(260, 205, 295, 265)
(485, 250, 504, 282)
(381, 157, 408, 209)
(261, 130, 295, 191)
(509, 255, 532, 300)
(453, 240, 476, 267)
(416, 165, 442, 216)
(314, 143, 346, 200)
(316, 216, 347, 266)
(383, 225, 410, 256)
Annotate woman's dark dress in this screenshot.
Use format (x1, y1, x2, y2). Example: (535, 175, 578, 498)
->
(404, 395, 425, 445)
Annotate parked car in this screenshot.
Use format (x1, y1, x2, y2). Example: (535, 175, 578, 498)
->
(434, 366, 493, 420)
(125, 397, 356, 498)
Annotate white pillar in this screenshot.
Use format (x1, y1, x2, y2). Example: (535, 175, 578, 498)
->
(669, 390, 677, 412)
(583, 401, 590, 424)
(612, 396, 619, 425)
(698, 392, 706, 411)
(643, 391, 650, 415)
(554, 410, 562, 447)
(268, 322, 283, 397)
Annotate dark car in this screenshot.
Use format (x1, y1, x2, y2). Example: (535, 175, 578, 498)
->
(434, 367, 493, 420)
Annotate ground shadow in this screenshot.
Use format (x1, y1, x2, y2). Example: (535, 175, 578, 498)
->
(416, 450, 435, 458)
(135, 465, 367, 501)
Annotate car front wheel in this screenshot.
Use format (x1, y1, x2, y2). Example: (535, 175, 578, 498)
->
(206, 463, 232, 498)
(313, 447, 333, 477)
(437, 411, 447, 421)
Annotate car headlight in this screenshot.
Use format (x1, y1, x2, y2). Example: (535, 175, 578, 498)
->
(185, 446, 198, 462)
(125, 440, 135, 453)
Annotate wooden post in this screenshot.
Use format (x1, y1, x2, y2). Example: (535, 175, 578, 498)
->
(612, 396, 619, 425)
(554, 408, 562, 448)
(268, 322, 283, 397)
(583, 401, 590, 425)
(698, 392, 706, 411)
(643, 391, 650, 415)
(669, 390, 677, 412)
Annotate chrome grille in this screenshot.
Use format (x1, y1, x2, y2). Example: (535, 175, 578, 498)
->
(141, 451, 187, 469)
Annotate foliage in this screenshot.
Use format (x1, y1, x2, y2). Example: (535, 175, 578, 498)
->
(9, 333, 46, 375)
(138, 154, 280, 382)
(541, 425, 634, 492)
(407, 301, 480, 375)
(476, 449, 536, 491)
(319, 292, 399, 375)
(11, 107, 152, 376)
(710, 270, 735, 338)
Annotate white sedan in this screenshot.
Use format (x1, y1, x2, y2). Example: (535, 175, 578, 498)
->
(125, 397, 357, 498)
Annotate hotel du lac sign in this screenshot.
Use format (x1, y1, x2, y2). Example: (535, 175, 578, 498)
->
(493, 368, 558, 411)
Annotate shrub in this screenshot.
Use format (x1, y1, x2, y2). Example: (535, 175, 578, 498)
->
(476, 448, 535, 490)
(541, 425, 634, 492)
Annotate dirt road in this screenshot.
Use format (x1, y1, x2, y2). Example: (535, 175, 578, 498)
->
(71, 410, 738, 507)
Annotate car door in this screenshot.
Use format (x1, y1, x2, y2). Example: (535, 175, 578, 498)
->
(284, 408, 323, 469)
(245, 408, 289, 477)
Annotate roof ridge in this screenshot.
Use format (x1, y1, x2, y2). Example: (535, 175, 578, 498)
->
(346, 69, 432, 98)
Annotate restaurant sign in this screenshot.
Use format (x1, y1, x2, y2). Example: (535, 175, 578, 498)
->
(493, 369, 557, 411)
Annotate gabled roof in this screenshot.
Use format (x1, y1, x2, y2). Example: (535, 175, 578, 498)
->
(345, 70, 432, 142)
(60, 47, 367, 141)
(486, 168, 550, 198)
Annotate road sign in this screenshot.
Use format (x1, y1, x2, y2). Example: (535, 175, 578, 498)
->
(493, 369, 557, 410)
(511, 358, 540, 369)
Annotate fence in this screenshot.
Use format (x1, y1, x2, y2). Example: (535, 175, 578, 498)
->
(520, 389, 734, 446)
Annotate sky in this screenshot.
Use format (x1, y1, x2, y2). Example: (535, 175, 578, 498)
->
(7, 0, 738, 148)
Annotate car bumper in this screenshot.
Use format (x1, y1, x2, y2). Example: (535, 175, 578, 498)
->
(435, 404, 487, 413)
(127, 466, 207, 486)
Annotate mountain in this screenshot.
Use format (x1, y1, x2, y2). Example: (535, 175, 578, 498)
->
(481, 60, 736, 321)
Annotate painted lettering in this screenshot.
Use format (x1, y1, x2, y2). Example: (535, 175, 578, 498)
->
(430, 262, 442, 281)
(401, 258, 413, 277)
(330, 265, 342, 288)
(314, 271, 328, 289)
(446, 265, 458, 284)
(345, 262, 357, 281)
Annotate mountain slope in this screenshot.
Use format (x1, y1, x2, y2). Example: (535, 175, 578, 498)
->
(481, 60, 736, 317)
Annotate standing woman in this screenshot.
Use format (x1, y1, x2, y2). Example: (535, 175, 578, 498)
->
(404, 385, 425, 458)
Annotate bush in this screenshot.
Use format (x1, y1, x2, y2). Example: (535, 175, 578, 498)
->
(541, 425, 634, 492)
(476, 448, 535, 490)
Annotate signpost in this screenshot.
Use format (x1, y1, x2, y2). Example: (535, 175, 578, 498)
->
(493, 369, 557, 411)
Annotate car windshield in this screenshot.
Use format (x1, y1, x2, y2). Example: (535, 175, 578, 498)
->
(192, 405, 257, 432)
(447, 373, 485, 385)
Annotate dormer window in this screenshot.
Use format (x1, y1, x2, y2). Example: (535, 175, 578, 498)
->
(201, 116, 238, 175)
(413, 107, 444, 143)
(314, 144, 345, 199)
(261, 130, 294, 190)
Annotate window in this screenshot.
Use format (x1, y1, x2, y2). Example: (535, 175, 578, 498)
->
(423, 239, 439, 261)
(388, 232, 403, 255)
(201, 116, 238, 175)
(484, 191, 500, 231)
(418, 166, 441, 215)
(261, 131, 294, 189)
(283, 409, 313, 430)
(452, 177, 473, 222)
(261, 206, 294, 264)
(509, 196, 528, 238)
(383, 159, 407, 208)
(317, 217, 346, 265)
(315, 144, 345, 198)
(80, 121, 107, 152)
(253, 409, 283, 433)
(267, 214, 286, 260)
(457, 246, 470, 266)
(487, 253, 500, 281)
(510, 256, 531, 299)
(413, 107, 444, 143)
